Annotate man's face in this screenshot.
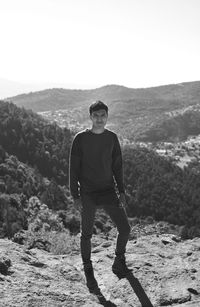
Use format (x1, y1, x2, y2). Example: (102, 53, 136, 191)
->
(90, 109, 108, 129)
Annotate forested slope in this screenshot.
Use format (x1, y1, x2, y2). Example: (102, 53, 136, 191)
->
(0, 101, 72, 238)
(0, 100, 72, 185)
(137, 107, 200, 142)
(123, 146, 200, 238)
(1, 100, 200, 240)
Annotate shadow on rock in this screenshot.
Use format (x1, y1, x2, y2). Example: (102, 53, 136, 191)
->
(126, 272, 154, 307)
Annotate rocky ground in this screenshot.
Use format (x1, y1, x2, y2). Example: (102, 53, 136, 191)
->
(1, 228, 200, 307)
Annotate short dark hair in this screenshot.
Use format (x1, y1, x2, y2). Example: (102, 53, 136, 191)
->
(89, 100, 108, 115)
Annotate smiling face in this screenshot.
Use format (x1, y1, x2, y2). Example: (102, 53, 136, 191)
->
(90, 109, 108, 130)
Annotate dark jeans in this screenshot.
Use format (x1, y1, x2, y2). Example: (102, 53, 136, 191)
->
(80, 190, 131, 264)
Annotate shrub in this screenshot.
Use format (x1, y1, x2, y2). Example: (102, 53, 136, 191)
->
(57, 210, 80, 234)
(46, 231, 80, 255)
(0, 193, 27, 238)
(26, 196, 64, 232)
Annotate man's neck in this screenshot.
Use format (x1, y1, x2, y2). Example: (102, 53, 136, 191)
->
(90, 127, 105, 134)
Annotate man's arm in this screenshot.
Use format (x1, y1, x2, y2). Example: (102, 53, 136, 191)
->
(69, 134, 81, 199)
(112, 134, 125, 195)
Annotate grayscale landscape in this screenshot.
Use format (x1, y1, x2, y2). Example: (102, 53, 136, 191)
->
(1, 79, 200, 306)
(1, 0, 200, 305)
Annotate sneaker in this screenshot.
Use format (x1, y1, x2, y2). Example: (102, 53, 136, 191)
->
(112, 255, 132, 279)
(83, 262, 98, 292)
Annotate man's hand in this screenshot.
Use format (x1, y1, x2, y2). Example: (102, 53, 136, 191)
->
(119, 193, 126, 208)
(73, 198, 82, 212)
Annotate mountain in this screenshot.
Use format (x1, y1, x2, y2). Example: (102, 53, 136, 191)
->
(7, 81, 200, 112)
(6, 84, 136, 112)
(6, 81, 200, 141)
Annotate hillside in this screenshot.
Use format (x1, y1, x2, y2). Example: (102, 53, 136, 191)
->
(7, 81, 200, 141)
(0, 100, 73, 185)
(1, 85, 200, 306)
(7, 81, 200, 112)
(1, 98, 200, 307)
(0, 100, 73, 238)
(137, 104, 200, 142)
(6, 85, 135, 112)
(1, 100, 200, 241)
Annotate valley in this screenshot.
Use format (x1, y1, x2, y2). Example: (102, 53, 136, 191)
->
(38, 108, 200, 170)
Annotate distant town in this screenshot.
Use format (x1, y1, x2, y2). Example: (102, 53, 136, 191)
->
(137, 136, 200, 169)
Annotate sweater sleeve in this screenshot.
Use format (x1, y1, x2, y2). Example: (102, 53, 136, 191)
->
(112, 134, 125, 194)
(69, 134, 81, 199)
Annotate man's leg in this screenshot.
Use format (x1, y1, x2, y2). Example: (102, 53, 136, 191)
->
(80, 193, 96, 265)
(104, 202, 130, 257)
(80, 194, 98, 291)
(102, 194, 131, 278)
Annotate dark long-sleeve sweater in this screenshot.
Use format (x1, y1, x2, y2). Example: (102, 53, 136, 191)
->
(69, 128, 125, 199)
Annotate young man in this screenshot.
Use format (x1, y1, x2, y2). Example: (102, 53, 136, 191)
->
(69, 100, 131, 292)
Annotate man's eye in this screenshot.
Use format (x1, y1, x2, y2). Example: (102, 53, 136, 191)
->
(92, 113, 106, 118)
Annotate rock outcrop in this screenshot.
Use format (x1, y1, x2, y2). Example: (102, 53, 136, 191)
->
(0, 232, 200, 306)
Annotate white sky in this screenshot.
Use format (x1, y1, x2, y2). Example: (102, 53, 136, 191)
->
(0, 0, 200, 89)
